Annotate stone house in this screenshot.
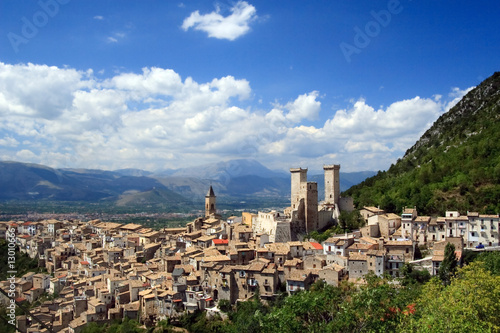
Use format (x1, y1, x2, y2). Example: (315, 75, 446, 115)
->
(323, 236, 354, 257)
(348, 253, 369, 281)
(401, 207, 418, 239)
(286, 271, 313, 293)
(318, 264, 346, 287)
(382, 239, 414, 277)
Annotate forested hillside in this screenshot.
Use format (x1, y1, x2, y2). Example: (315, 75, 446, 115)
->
(345, 72, 500, 215)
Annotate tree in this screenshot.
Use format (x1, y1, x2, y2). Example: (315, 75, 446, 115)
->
(399, 262, 500, 332)
(400, 263, 431, 286)
(218, 299, 232, 313)
(477, 251, 500, 275)
(438, 243, 457, 285)
(338, 210, 364, 231)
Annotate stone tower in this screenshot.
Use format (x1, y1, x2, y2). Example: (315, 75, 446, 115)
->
(290, 168, 307, 210)
(323, 164, 340, 205)
(205, 186, 216, 217)
(304, 182, 318, 232)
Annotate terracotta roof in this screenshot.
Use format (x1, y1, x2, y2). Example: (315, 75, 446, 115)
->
(309, 242, 323, 250)
(213, 239, 229, 245)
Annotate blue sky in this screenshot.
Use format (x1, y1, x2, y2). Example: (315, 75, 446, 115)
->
(0, 0, 498, 172)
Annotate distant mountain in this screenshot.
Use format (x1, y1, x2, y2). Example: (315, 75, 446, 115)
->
(0, 161, 184, 203)
(157, 159, 288, 182)
(153, 159, 375, 200)
(0, 159, 376, 208)
(114, 168, 153, 177)
(116, 188, 188, 206)
(345, 72, 500, 215)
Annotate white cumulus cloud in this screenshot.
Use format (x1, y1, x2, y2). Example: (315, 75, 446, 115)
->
(0, 61, 471, 172)
(182, 1, 258, 41)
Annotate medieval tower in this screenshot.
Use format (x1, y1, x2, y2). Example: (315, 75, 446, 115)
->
(289, 167, 319, 233)
(323, 164, 340, 206)
(205, 186, 216, 217)
(253, 163, 348, 242)
(290, 168, 307, 211)
(304, 182, 318, 232)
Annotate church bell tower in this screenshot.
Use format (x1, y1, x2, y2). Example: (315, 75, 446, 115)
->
(205, 186, 216, 217)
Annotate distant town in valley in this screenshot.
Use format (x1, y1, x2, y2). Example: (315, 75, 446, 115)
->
(1, 162, 498, 333)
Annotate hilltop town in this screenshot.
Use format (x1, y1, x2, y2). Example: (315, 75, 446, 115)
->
(1, 163, 499, 333)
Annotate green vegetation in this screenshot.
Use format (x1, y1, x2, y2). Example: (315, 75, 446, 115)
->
(0, 239, 40, 281)
(80, 318, 146, 333)
(345, 72, 500, 215)
(0, 307, 16, 333)
(401, 262, 500, 332)
(400, 263, 431, 286)
(438, 243, 458, 285)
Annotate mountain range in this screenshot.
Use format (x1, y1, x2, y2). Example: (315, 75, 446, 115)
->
(0, 159, 376, 208)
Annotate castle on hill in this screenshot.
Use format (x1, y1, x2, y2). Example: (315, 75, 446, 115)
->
(252, 164, 354, 242)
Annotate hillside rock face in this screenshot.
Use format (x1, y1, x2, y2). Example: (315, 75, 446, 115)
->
(346, 72, 500, 215)
(406, 72, 500, 157)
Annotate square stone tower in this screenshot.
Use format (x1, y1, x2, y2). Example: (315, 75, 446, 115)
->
(304, 182, 318, 232)
(323, 164, 340, 205)
(290, 168, 308, 210)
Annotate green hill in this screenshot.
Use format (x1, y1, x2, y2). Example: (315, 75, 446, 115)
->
(344, 72, 500, 215)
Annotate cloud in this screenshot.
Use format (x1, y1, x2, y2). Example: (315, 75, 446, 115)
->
(0, 62, 468, 172)
(0, 136, 19, 147)
(106, 32, 127, 44)
(182, 1, 257, 41)
(94, 15, 104, 20)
